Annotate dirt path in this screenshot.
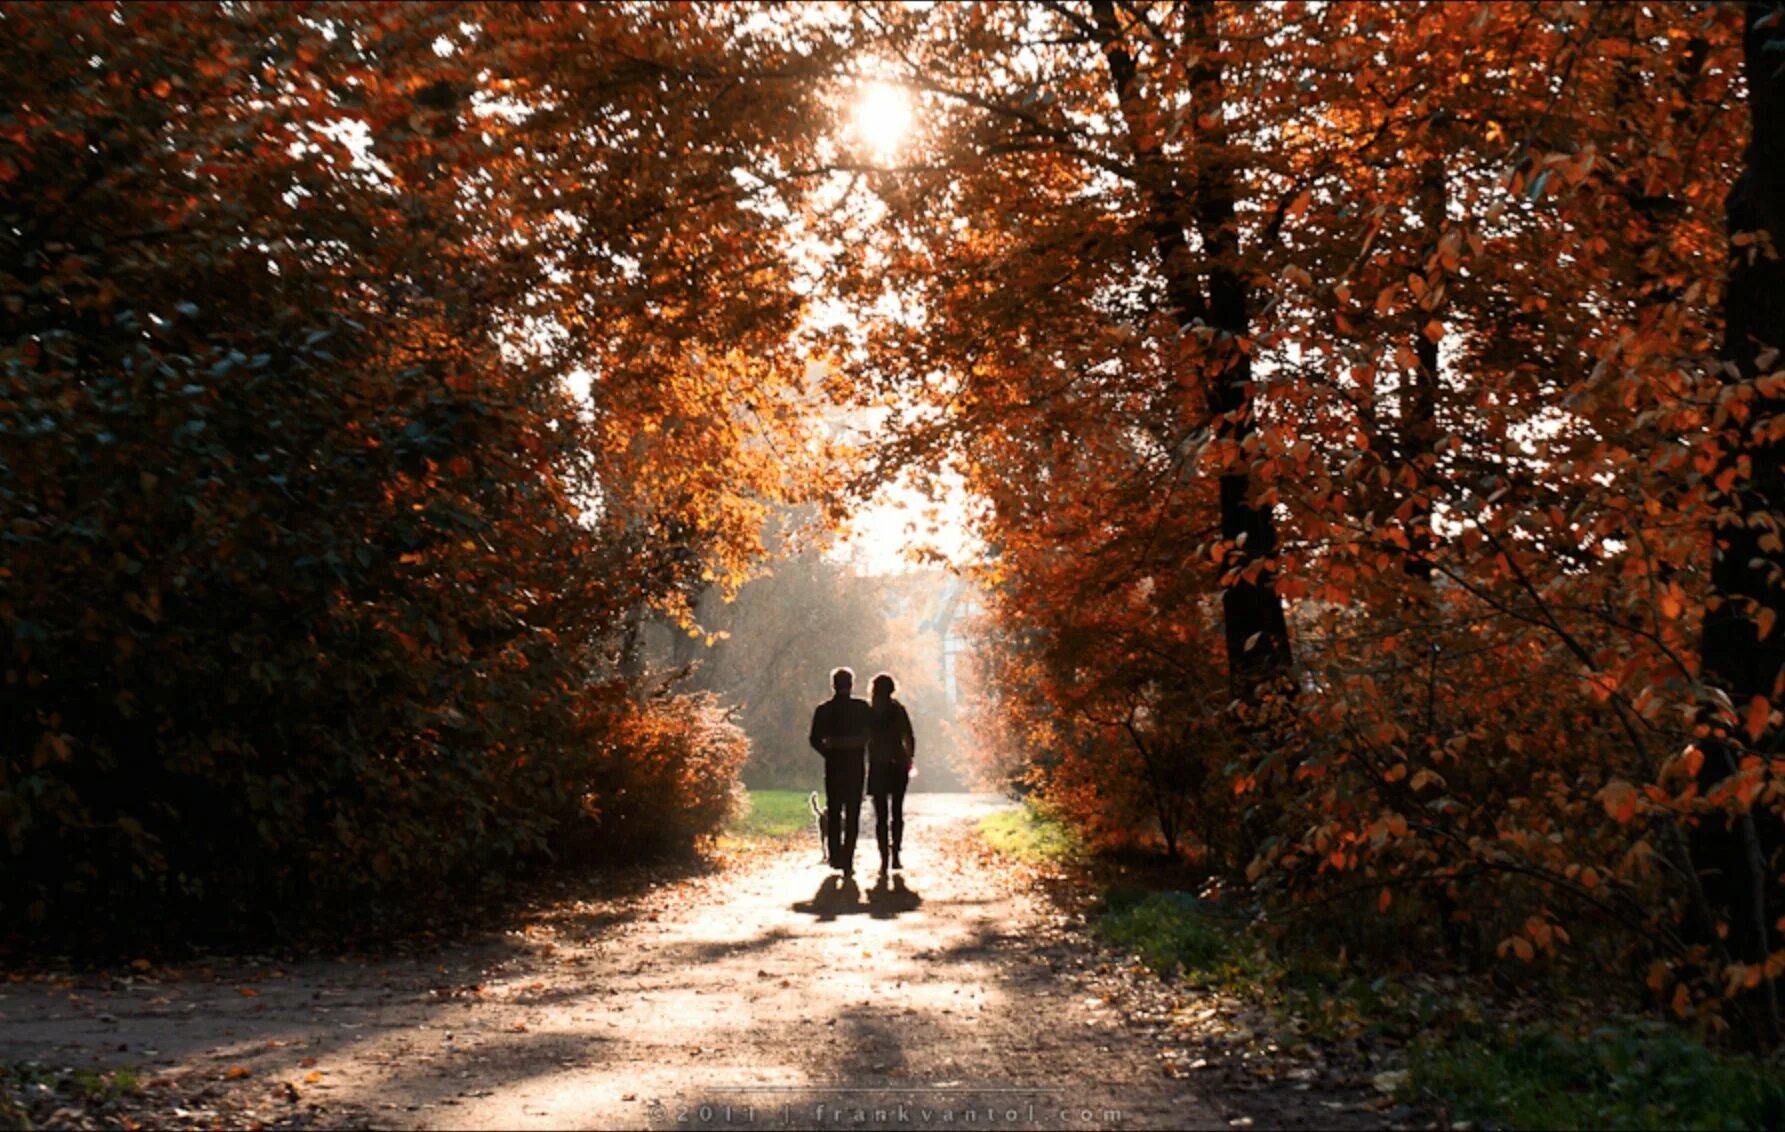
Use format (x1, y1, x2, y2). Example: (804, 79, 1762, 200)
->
(0, 795, 1380, 1130)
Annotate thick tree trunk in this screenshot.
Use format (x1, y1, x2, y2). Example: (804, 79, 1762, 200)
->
(1697, 0, 1785, 1044)
(1090, 0, 1293, 705)
(1185, 0, 1293, 703)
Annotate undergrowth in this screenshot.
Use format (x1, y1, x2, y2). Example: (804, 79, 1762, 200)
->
(1409, 1022, 1785, 1131)
(980, 811, 1785, 1130)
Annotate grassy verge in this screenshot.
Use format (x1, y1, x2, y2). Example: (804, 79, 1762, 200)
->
(1094, 888, 1265, 985)
(976, 799, 1083, 863)
(1408, 1022, 1785, 1131)
(727, 788, 814, 840)
(1099, 891, 1785, 1127)
(976, 818, 1785, 1130)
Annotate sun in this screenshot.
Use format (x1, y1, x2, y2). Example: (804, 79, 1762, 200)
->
(852, 81, 913, 161)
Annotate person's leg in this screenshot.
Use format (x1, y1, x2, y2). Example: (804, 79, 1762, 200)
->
(871, 789, 890, 869)
(823, 757, 845, 868)
(841, 759, 864, 872)
(890, 770, 908, 867)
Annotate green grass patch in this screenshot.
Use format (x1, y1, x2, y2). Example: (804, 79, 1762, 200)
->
(728, 788, 814, 839)
(66, 1066, 140, 1101)
(1410, 1022, 1785, 1131)
(977, 800, 1083, 863)
(2, 1063, 142, 1115)
(1092, 888, 1267, 986)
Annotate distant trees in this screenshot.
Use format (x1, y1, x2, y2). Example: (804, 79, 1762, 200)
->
(680, 548, 892, 787)
(630, 543, 965, 791)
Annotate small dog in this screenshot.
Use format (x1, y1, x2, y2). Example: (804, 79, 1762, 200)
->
(809, 791, 829, 866)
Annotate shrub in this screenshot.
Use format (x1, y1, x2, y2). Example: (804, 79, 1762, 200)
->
(562, 691, 750, 858)
(0, 3, 802, 947)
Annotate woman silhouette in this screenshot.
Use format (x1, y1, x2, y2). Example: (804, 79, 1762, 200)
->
(867, 673, 916, 875)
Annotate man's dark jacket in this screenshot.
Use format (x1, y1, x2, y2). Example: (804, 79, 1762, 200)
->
(809, 693, 874, 759)
(810, 692, 875, 868)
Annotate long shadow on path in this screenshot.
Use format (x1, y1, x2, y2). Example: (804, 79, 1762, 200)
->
(791, 876, 922, 922)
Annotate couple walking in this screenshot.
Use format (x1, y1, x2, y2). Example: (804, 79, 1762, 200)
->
(808, 667, 915, 878)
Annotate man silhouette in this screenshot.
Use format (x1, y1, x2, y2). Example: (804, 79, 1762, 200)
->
(808, 666, 873, 876)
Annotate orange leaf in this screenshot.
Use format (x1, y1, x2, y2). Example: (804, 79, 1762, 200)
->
(1378, 888, 1392, 913)
(1672, 982, 1692, 1019)
(1599, 780, 1639, 824)
(1747, 695, 1771, 743)
(1497, 935, 1535, 962)
(225, 1065, 252, 1080)
(1684, 746, 1705, 778)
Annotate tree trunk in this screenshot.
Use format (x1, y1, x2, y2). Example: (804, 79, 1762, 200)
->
(1403, 156, 1443, 581)
(1090, 0, 1293, 705)
(1697, 0, 1785, 1045)
(1186, 0, 1293, 703)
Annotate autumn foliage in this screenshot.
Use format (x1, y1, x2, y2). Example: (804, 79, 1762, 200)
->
(797, 1, 1785, 1044)
(0, 2, 823, 940)
(7, 0, 1785, 1051)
